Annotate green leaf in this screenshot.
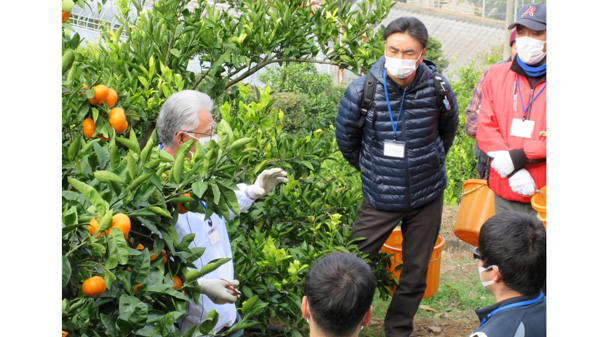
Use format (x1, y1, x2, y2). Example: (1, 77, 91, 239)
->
(197, 310, 219, 335)
(155, 311, 184, 336)
(170, 48, 181, 58)
(176, 233, 197, 251)
(94, 170, 125, 184)
(107, 229, 130, 267)
(241, 295, 259, 316)
(210, 182, 221, 205)
(110, 138, 121, 169)
(62, 256, 72, 289)
(221, 188, 240, 217)
(130, 172, 154, 191)
(191, 181, 209, 199)
(140, 133, 155, 163)
(158, 150, 174, 162)
(117, 136, 141, 154)
(67, 137, 81, 162)
(181, 247, 206, 263)
(117, 294, 148, 334)
(62, 206, 78, 227)
(126, 151, 138, 181)
(173, 140, 195, 184)
(184, 258, 231, 282)
(148, 206, 172, 218)
(100, 313, 118, 336)
(229, 137, 253, 151)
(93, 141, 110, 169)
(67, 177, 109, 215)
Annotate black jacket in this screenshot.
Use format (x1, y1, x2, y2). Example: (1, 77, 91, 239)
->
(336, 56, 458, 212)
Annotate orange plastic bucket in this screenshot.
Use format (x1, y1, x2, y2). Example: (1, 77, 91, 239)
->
(531, 186, 546, 229)
(454, 179, 495, 246)
(381, 229, 445, 299)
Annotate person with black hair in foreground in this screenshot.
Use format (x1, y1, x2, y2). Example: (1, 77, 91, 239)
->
(301, 252, 376, 337)
(470, 212, 546, 337)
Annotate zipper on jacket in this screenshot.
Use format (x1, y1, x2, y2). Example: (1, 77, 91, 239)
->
(401, 87, 411, 206)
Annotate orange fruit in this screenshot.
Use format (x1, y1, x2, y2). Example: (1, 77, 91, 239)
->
(79, 85, 89, 95)
(136, 243, 144, 250)
(62, 331, 69, 337)
(62, 11, 70, 23)
(109, 213, 131, 239)
(161, 250, 168, 264)
(88, 96, 102, 105)
(93, 84, 109, 101)
(150, 250, 157, 261)
(172, 275, 183, 290)
(98, 135, 110, 141)
(176, 193, 191, 214)
(109, 107, 128, 134)
(83, 118, 95, 138)
(133, 283, 142, 293)
(82, 276, 106, 297)
(105, 88, 118, 108)
(88, 217, 106, 237)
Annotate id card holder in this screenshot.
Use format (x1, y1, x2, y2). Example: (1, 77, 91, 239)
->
(383, 140, 405, 158)
(208, 226, 220, 245)
(510, 119, 535, 138)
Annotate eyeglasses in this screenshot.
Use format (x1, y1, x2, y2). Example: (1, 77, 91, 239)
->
(473, 247, 481, 260)
(182, 123, 217, 139)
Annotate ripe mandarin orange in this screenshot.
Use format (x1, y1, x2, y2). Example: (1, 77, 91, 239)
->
(176, 193, 191, 214)
(82, 276, 106, 297)
(172, 275, 183, 290)
(88, 217, 106, 237)
(105, 88, 118, 108)
(109, 213, 131, 239)
(136, 243, 144, 250)
(62, 11, 71, 23)
(109, 107, 128, 134)
(83, 118, 95, 138)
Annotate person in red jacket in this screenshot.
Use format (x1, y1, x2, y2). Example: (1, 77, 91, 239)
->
(476, 3, 546, 214)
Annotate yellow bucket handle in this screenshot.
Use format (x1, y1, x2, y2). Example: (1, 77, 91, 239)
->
(462, 184, 486, 197)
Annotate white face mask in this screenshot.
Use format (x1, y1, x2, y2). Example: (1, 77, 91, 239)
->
(385, 50, 423, 79)
(478, 265, 496, 288)
(515, 36, 546, 65)
(185, 133, 218, 157)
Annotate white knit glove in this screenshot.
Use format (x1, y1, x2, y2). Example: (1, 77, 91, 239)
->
(508, 169, 536, 196)
(488, 151, 515, 178)
(200, 278, 240, 304)
(246, 168, 288, 199)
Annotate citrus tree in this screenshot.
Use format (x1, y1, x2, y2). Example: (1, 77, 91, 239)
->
(62, 0, 396, 336)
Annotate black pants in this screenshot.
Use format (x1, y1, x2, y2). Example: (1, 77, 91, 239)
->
(351, 194, 444, 337)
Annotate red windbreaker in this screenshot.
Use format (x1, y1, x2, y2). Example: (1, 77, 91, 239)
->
(476, 61, 546, 203)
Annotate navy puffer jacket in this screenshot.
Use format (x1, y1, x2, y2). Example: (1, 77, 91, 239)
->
(336, 56, 458, 212)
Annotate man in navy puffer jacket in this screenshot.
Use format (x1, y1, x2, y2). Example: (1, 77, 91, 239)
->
(336, 16, 458, 337)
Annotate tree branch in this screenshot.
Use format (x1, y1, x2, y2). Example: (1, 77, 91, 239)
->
(224, 58, 339, 90)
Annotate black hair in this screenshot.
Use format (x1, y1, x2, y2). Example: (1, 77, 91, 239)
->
(478, 212, 546, 295)
(383, 16, 429, 49)
(304, 252, 376, 337)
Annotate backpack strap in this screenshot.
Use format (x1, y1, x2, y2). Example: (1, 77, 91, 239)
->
(433, 74, 451, 114)
(358, 72, 377, 128)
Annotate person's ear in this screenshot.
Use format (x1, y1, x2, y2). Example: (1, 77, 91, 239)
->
(491, 266, 502, 283)
(301, 296, 310, 320)
(175, 130, 186, 146)
(362, 305, 373, 328)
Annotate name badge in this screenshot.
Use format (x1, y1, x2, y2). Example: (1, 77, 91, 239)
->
(383, 140, 405, 158)
(510, 119, 535, 138)
(208, 226, 220, 245)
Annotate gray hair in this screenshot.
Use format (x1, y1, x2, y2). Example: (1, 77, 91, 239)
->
(157, 90, 214, 148)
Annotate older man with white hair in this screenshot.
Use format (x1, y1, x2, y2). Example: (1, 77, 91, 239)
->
(157, 90, 288, 335)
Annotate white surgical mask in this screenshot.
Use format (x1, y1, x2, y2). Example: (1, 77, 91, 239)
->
(478, 265, 496, 288)
(515, 36, 546, 65)
(185, 133, 218, 157)
(385, 50, 423, 79)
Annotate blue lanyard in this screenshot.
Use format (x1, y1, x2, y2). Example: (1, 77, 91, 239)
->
(479, 292, 544, 327)
(516, 75, 546, 121)
(383, 69, 407, 141)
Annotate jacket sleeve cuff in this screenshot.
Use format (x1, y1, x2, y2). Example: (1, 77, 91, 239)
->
(509, 149, 528, 171)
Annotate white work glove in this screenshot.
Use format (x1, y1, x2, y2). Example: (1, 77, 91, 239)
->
(200, 278, 240, 304)
(488, 151, 515, 178)
(246, 168, 288, 200)
(508, 169, 536, 196)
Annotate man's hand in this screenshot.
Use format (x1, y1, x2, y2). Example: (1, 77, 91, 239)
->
(488, 151, 515, 178)
(508, 169, 536, 196)
(201, 279, 240, 304)
(246, 168, 288, 200)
